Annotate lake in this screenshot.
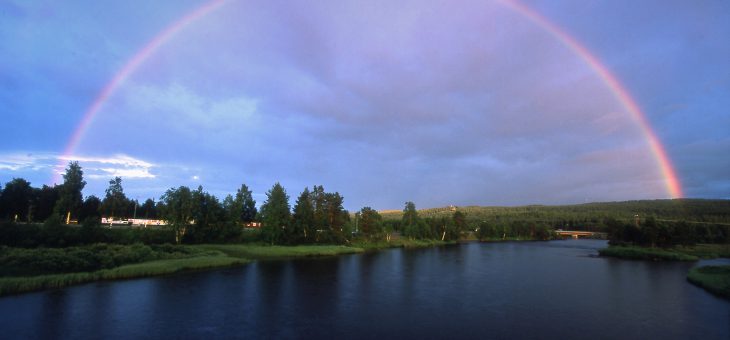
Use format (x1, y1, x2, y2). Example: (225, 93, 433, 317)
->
(1, 239, 728, 339)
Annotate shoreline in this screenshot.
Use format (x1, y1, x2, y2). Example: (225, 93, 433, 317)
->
(598, 244, 730, 262)
(0, 256, 249, 297)
(687, 265, 730, 299)
(0, 241, 455, 297)
(4, 240, 728, 298)
(599, 244, 730, 299)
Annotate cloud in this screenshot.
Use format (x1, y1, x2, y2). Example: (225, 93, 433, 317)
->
(58, 154, 154, 170)
(122, 82, 259, 130)
(0, 152, 157, 181)
(64, 0, 677, 209)
(8, 1, 726, 208)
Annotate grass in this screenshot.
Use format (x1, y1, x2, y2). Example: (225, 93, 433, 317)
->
(598, 246, 699, 261)
(194, 244, 364, 259)
(687, 265, 730, 299)
(674, 244, 730, 259)
(599, 243, 730, 261)
(0, 256, 248, 297)
(0, 240, 453, 297)
(350, 239, 455, 250)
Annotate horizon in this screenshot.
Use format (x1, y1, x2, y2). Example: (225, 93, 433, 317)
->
(2, 1, 729, 210)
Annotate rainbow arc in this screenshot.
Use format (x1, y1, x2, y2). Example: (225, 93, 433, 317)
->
(56, 0, 683, 198)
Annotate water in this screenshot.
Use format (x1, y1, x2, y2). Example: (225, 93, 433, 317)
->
(1, 240, 728, 339)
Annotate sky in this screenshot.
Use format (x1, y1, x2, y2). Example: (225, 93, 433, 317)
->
(1, 0, 728, 211)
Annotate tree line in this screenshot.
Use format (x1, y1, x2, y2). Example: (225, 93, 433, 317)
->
(606, 217, 729, 247)
(2, 161, 727, 247)
(0, 162, 489, 245)
(0, 162, 158, 224)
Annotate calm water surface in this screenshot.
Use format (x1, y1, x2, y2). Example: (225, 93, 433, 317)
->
(1, 239, 728, 339)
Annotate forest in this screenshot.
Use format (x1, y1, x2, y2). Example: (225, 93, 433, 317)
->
(1, 161, 729, 247)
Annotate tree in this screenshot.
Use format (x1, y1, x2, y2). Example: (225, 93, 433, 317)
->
(53, 161, 86, 221)
(33, 185, 60, 222)
(159, 186, 194, 244)
(324, 192, 347, 231)
(0, 178, 34, 221)
(641, 216, 659, 247)
(477, 221, 498, 241)
(452, 210, 467, 239)
(292, 187, 315, 241)
(223, 194, 237, 222)
(311, 185, 326, 228)
(673, 221, 696, 247)
(402, 201, 420, 239)
(358, 207, 383, 240)
(238, 184, 257, 223)
(139, 198, 158, 219)
(259, 183, 290, 245)
(78, 195, 102, 223)
(186, 186, 225, 243)
(225, 184, 257, 225)
(101, 177, 128, 218)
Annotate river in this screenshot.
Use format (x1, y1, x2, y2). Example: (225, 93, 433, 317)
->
(1, 239, 728, 339)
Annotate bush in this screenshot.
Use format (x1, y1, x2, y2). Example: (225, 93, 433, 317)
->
(0, 243, 203, 277)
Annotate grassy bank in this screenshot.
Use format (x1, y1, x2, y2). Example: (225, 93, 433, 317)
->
(687, 265, 730, 299)
(599, 244, 730, 261)
(0, 244, 368, 296)
(194, 244, 364, 259)
(477, 237, 552, 242)
(350, 239, 454, 250)
(1, 241, 460, 297)
(674, 244, 730, 259)
(599, 246, 699, 261)
(0, 256, 248, 296)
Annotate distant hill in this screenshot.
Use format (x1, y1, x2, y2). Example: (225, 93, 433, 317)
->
(380, 199, 730, 227)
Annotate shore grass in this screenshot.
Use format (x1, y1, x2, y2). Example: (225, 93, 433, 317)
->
(1, 240, 455, 297)
(0, 256, 248, 297)
(674, 244, 730, 259)
(598, 246, 699, 261)
(687, 265, 730, 299)
(350, 239, 454, 250)
(194, 244, 364, 259)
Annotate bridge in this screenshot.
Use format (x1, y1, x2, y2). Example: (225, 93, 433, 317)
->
(555, 230, 607, 239)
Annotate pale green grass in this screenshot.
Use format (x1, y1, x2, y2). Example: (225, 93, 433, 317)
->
(599, 246, 699, 261)
(350, 239, 454, 250)
(195, 244, 364, 258)
(0, 256, 248, 296)
(687, 265, 730, 299)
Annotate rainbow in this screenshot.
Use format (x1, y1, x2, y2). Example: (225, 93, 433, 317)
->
(56, 0, 682, 198)
(53, 0, 228, 184)
(498, 0, 682, 198)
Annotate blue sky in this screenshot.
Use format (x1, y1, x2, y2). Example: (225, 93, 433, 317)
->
(1, 0, 728, 210)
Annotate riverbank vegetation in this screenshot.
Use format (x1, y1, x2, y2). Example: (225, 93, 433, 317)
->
(599, 214, 730, 261)
(599, 244, 730, 261)
(687, 265, 730, 299)
(598, 246, 699, 261)
(0, 256, 249, 297)
(0, 243, 217, 276)
(380, 200, 730, 231)
(0, 243, 367, 296)
(194, 244, 364, 259)
(1, 162, 729, 295)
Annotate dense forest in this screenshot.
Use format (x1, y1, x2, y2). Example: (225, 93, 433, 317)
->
(381, 200, 730, 230)
(1, 161, 729, 247)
